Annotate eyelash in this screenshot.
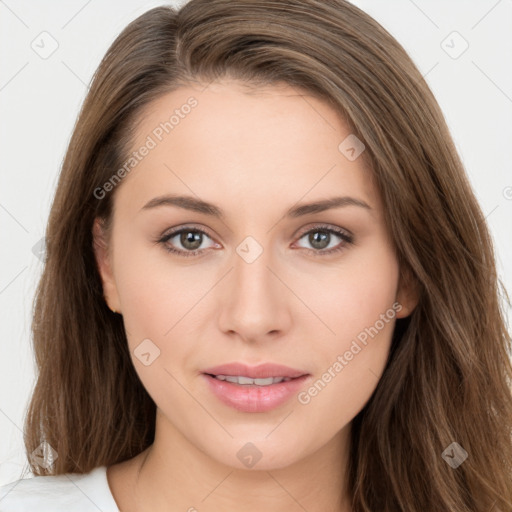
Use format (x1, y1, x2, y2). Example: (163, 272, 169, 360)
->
(156, 224, 354, 258)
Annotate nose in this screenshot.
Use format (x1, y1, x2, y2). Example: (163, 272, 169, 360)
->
(217, 241, 292, 343)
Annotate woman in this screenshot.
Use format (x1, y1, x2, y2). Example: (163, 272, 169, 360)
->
(1, 0, 511, 511)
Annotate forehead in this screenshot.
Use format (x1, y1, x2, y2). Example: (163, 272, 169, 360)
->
(114, 79, 380, 218)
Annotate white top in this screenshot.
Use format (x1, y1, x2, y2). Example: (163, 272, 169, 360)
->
(0, 465, 120, 511)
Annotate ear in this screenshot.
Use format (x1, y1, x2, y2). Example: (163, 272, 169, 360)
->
(92, 217, 121, 314)
(394, 265, 420, 318)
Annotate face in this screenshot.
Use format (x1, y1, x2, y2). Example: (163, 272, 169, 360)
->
(93, 79, 416, 471)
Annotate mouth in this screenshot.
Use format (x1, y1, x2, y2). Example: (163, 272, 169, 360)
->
(201, 366, 311, 413)
(204, 374, 297, 386)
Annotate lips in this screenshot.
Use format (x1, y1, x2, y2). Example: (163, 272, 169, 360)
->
(201, 362, 311, 413)
(202, 362, 308, 380)
(202, 373, 311, 412)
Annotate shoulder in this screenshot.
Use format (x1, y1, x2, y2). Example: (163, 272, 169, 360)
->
(0, 466, 119, 512)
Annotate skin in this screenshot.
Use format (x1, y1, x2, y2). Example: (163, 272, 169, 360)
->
(93, 79, 418, 512)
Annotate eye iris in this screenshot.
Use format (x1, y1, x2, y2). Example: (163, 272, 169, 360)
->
(180, 231, 202, 250)
(309, 231, 330, 250)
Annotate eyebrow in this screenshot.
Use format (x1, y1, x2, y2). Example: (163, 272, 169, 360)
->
(140, 194, 372, 219)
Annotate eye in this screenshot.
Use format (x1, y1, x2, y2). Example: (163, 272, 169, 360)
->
(156, 223, 354, 258)
(293, 224, 354, 256)
(157, 226, 218, 257)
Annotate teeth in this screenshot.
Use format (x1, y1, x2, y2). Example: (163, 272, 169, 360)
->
(213, 375, 292, 385)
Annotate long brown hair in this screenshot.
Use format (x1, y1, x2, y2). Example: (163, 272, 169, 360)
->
(22, 1, 512, 510)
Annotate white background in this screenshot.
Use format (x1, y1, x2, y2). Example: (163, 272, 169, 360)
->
(1, 0, 511, 486)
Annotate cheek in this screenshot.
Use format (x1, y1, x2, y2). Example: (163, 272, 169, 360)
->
(295, 247, 399, 423)
(111, 244, 197, 406)
(300, 240, 399, 347)
(110, 236, 216, 403)
(111, 232, 206, 341)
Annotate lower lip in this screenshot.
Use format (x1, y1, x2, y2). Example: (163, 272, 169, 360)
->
(202, 373, 310, 413)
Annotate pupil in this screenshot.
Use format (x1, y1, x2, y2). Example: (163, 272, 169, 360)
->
(181, 231, 202, 250)
(310, 231, 329, 250)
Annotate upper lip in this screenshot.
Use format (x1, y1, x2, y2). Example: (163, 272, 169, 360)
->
(202, 363, 309, 379)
